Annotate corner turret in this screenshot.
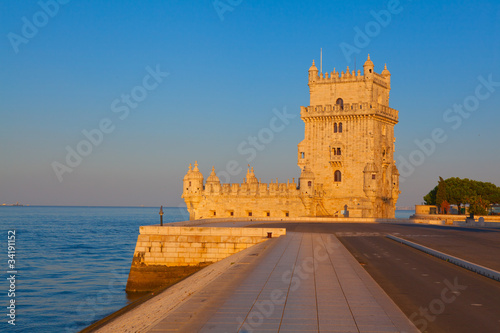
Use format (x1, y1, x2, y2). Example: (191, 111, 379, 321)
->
(308, 60, 318, 83)
(299, 165, 315, 195)
(381, 63, 391, 89)
(363, 162, 379, 198)
(363, 54, 374, 77)
(181, 161, 204, 220)
(184, 161, 204, 194)
(381, 63, 390, 76)
(182, 163, 193, 196)
(206, 166, 221, 194)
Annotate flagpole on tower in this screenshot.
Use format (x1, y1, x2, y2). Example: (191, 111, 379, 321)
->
(320, 48, 323, 74)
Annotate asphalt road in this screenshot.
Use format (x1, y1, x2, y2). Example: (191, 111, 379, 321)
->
(252, 223, 500, 333)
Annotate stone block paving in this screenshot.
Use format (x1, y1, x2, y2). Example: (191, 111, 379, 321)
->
(148, 232, 417, 332)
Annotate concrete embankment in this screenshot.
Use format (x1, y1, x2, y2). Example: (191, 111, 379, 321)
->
(126, 225, 285, 292)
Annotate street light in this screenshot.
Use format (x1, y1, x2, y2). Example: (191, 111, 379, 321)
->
(159, 205, 164, 226)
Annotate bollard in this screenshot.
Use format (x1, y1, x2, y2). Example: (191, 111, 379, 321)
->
(159, 205, 164, 226)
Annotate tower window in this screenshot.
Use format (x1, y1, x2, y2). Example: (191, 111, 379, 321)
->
(372, 174, 376, 180)
(334, 170, 342, 182)
(300, 152, 305, 159)
(248, 211, 252, 217)
(308, 181, 312, 187)
(336, 98, 344, 110)
(337, 148, 341, 155)
(369, 69, 372, 73)
(334, 123, 338, 133)
(339, 123, 343, 133)
(189, 181, 191, 186)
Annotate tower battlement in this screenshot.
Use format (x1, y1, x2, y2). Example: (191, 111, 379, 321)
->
(308, 55, 392, 107)
(182, 54, 400, 220)
(309, 66, 390, 88)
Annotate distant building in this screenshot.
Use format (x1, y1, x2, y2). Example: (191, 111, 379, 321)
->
(182, 55, 400, 219)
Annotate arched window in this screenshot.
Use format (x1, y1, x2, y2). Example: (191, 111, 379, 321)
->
(334, 123, 338, 133)
(337, 148, 341, 155)
(336, 98, 344, 110)
(332, 147, 337, 155)
(334, 170, 342, 182)
(339, 122, 343, 133)
(308, 181, 312, 187)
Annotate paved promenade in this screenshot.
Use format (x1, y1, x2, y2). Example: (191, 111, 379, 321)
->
(147, 231, 417, 332)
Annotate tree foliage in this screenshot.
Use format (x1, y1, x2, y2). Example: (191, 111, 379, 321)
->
(436, 176, 447, 211)
(423, 177, 500, 215)
(423, 186, 437, 205)
(468, 196, 489, 216)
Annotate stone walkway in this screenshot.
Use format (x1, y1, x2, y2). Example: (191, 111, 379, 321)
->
(147, 232, 417, 332)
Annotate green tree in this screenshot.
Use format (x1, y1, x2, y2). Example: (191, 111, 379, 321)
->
(424, 177, 500, 215)
(445, 177, 469, 214)
(423, 186, 437, 205)
(468, 195, 489, 215)
(436, 176, 447, 213)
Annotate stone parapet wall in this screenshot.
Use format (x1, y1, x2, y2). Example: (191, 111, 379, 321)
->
(126, 226, 286, 292)
(133, 226, 286, 266)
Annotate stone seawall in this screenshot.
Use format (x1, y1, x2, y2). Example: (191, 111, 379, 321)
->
(126, 226, 286, 292)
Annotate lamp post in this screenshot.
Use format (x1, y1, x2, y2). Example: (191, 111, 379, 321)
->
(159, 205, 164, 226)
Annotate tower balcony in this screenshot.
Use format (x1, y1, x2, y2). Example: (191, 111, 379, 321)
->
(300, 103, 398, 124)
(329, 155, 342, 167)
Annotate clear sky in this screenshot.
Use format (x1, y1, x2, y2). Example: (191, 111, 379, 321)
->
(1, 0, 499, 207)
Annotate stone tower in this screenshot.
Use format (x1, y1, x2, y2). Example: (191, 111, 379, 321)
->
(182, 54, 400, 220)
(297, 55, 400, 218)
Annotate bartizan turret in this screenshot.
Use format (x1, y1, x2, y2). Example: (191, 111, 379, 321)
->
(205, 166, 221, 195)
(181, 161, 204, 220)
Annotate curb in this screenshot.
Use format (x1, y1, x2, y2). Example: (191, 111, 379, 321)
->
(386, 234, 500, 282)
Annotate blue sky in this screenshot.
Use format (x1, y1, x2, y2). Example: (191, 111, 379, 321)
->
(1, 0, 499, 207)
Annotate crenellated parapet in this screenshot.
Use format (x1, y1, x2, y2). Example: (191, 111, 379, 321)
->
(184, 165, 324, 198)
(308, 54, 390, 88)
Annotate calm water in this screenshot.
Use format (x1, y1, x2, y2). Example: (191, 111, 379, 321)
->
(0, 207, 413, 332)
(395, 209, 415, 219)
(0, 206, 188, 333)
